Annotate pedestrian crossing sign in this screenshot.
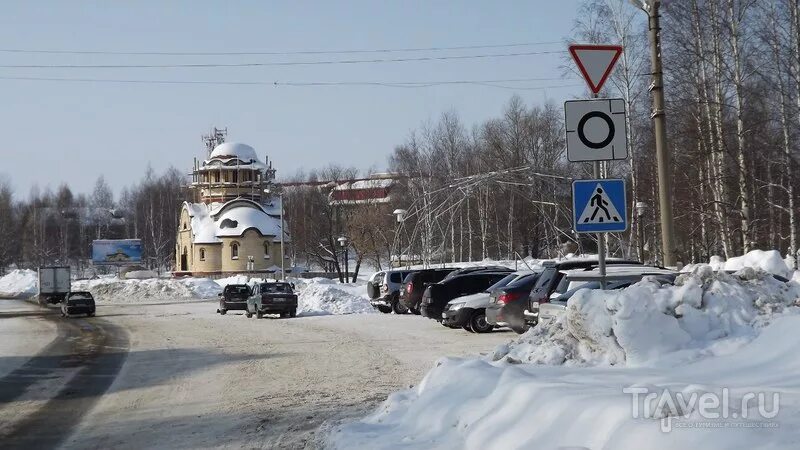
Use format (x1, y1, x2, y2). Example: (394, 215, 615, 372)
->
(572, 179, 627, 233)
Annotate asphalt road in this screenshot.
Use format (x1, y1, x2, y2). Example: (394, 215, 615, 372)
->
(0, 298, 512, 449)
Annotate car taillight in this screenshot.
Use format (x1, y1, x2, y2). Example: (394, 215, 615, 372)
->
(406, 283, 413, 293)
(498, 292, 523, 304)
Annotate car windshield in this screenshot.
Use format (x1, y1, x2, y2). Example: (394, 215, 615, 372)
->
(69, 293, 92, 300)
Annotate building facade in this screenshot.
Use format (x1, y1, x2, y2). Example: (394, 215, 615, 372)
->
(175, 142, 288, 276)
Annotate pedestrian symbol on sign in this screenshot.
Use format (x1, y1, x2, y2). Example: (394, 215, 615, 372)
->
(579, 185, 621, 224)
(572, 179, 627, 233)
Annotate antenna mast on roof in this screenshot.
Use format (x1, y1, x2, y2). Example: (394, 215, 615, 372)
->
(202, 126, 228, 156)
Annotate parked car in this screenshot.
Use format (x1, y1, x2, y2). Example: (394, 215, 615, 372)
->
(420, 271, 511, 323)
(246, 282, 298, 319)
(518, 259, 644, 328)
(399, 268, 458, 314)
(366, 269, 416, 314)
(484, 271, 544, 334)
(217, 284, 251, 315)
(60, 291, 95, 317)
(442, 270, 537, 333)
(533, 269, 677, 323)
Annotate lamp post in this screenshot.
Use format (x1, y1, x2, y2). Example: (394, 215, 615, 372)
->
(337, 236, 349, 283)
(630, 0, 676, 267)
(635, 201, 648, 262)
(392, 209, 407, 268)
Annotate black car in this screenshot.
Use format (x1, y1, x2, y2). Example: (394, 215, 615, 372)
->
(217, 284, 251, 315)
(61, 291, 96, 317)
(420, 271, 511, 323)
(399, 268, 457, 314)
(522, 259, 642, 327)
(485, 272, 542, 334)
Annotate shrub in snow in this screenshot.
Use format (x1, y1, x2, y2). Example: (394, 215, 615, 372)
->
(491, 265, 800, 367)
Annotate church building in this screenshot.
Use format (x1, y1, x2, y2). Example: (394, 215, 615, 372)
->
(176, 142, 288, 276)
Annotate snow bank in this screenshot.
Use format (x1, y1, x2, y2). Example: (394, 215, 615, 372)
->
(330, 266, 800, 449)
(294, 278, 375, 316)
(123, 270, 158, 279)
(72, 277, 221, 303)
(493, 265, 800, 367)
(684, 249, 793, 278)
(0, 269, 38, 297)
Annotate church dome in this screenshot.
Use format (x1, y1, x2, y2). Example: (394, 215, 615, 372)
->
(208, 142, 260, 163)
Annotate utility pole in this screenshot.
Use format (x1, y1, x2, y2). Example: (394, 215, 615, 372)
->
(631, 0, 675, 266)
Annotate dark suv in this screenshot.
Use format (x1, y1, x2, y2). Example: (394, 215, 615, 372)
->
(522, 259, 642, 327)
(217, 284, 251, 315)
(420, 272, 511, 323)
(399, 268, 456, 314)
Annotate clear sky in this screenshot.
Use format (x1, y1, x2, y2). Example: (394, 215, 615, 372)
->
(0, 1, 587, 197)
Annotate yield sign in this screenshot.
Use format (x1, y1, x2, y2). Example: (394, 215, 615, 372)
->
(569, 44, 623, 94)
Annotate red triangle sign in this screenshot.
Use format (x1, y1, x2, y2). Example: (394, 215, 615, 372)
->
(569, 44, 623, 94)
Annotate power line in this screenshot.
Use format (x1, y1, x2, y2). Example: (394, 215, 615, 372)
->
(0, 50, 565, 69)
(0, 75, 580, 90)
(0, 41, 563, 56)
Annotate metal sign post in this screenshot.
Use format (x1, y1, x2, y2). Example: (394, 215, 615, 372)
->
(566, 43, 628, 288)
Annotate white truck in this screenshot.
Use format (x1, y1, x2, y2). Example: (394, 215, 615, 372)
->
(38, 266, 71, 306)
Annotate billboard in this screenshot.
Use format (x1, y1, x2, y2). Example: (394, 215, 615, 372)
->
(91, 239, 143, 266)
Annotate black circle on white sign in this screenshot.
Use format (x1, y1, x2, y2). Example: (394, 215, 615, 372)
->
(577, 111, 615, 149)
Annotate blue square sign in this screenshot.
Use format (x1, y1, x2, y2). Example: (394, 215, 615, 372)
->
(572, 179, 627, 233)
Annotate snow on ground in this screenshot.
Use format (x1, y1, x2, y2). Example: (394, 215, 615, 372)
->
(0, 269, 38, 297)
(329, 265, 800, 449)
(72, 276, 222, 303)
(293, 277, 375, 316)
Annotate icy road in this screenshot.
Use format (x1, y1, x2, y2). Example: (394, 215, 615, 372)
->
(0, 298, 511, 449)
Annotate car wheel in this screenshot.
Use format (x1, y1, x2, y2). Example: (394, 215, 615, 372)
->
(87, 312, 95, 317)
(220, 309, 227, 315)
(410, 307, 421, 315)
(60, 310, 66, 317)
(377, 305, 391, 314)
(462, 324, 475, 333)
(256, 311, 263, 319)
(289, 309, 296, 318)
(245, 311, 253, 318)
(392, 300, 409, 315)
(469, 311, 493, 334)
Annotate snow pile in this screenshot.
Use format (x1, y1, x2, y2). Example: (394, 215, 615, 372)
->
(294, 278, 375, 316)
(492, 265, 800, 367)
(0, 269, 38, 297)
(123, 270, 158, 279)
(72, 277, 221, 303)
(214, 274, 256, 289)
(683, 249, 793, 278)
(329, 268, 800, 450)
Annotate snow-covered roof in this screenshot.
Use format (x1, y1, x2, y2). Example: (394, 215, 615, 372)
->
(205, 142, 267, 169)
(183, 198, 289, 244)
(332, 179, 394, 191)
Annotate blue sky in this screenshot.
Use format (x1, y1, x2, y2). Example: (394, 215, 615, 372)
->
(0, 1, 586, 196)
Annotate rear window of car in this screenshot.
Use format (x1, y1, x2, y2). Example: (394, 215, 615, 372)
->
(261, 283, 291, 293)
(69, 293, 92, 299)
(225, 285, 250, 295)
(389, 272, 403, 283)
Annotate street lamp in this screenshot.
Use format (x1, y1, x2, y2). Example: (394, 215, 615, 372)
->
(630, 0, 676, 267)
(264, 187, 286, 280)
(392, 209, 407, 268)
(635, 201, 648, 262)
(337, 236, 349, 283)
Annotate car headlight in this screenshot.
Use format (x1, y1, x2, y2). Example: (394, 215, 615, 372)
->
(449, 302, 466, 310)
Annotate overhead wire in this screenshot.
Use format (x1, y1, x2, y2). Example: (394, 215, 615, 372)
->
(0, 40, 564, 56)
(0, 49, 566, 69)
